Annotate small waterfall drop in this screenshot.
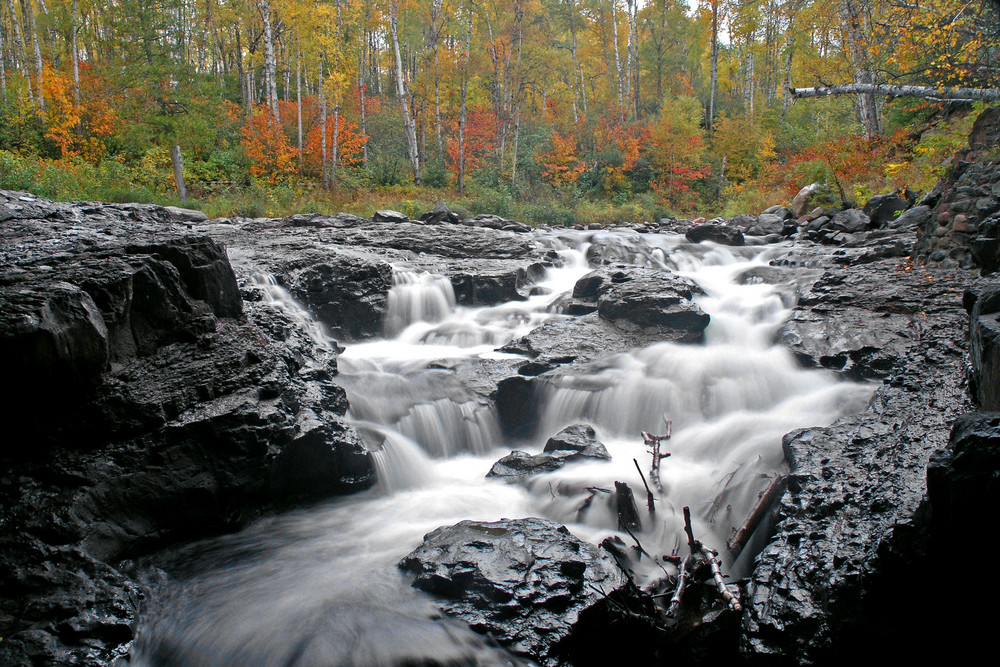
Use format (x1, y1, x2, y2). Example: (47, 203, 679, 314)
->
(134, 230, 877, 664)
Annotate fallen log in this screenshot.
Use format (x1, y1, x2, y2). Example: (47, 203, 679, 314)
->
(615, 480, 643, 533)
(727, 474, 787, 560)
(788, 83, 1000, 103)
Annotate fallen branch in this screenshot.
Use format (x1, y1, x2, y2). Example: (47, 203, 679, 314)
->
(666, 554, 693, 617)
(642, 419, 672, 492)
(633, 458, 656, 514)
(727, 474, 787, 560)
(788, 83, 1000, 103)
(577, 486, 611, 519)
(681, 505, 742, 613)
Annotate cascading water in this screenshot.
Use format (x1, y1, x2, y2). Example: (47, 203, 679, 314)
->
(132, 230, 875, 665)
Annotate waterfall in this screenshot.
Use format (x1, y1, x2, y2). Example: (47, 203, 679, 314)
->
(133, 229, 877, 665)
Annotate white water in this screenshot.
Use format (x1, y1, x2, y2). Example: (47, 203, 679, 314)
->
(133, 231, 874, 666)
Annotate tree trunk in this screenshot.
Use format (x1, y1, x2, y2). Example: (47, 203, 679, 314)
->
(839, 0, 880, 139)
(171, 144, 187, 201)
(431, 0, 443, 154)
(260, 0, 280, 120)
(320, 62, 329, 189)
(458, 0, 473, 195)
(24, 0, 43, 112)
(296, 55, 303, 175)
(71, 0, 79, 106)
(332, 103, 340, 187)
(1, 18, 8, 100)
(789, 83, 1000, 102)
(390, 2, 420, 184)
(611, 1, 624, 114)
(709, 1, 719, 132)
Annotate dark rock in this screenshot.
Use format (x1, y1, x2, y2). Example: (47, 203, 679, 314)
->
(591, 268, 709, 338)
(745, 252, 971, 662)
(762, 205, 794, 220)
(542, 423, 611, 460)
(685, 223, 745, 246)
(398, 517, 632, 665)
(419, 201, 462, 225)
(163, 206, 209, 224)
(863, 194, 910, 228)
(890, 204, 929, 231)
(494, 376, 538, 440)
(748, 213, 786, 236)
(829, 208, 871, 233)
(965, 278, 1000, 410)
(729, 213, 758, 230)
(269, 420, 376, 501)
(372, 209, 409, 223)
(486, 450, 573, 479)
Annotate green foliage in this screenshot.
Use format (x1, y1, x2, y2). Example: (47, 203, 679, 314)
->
(370, 157, 405, 186)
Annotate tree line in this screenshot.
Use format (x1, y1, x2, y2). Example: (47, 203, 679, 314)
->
(0, 0, 997, 217)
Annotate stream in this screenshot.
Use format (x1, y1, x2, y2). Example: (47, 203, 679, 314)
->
(131, 230, 875, 666)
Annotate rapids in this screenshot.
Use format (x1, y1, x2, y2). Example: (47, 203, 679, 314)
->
(131, 230, 874, 665)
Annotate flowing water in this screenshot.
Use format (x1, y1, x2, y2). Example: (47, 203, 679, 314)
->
(132, 230, 874, 666)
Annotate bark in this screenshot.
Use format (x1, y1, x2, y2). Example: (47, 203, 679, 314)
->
(709, 1, 719, 132)
(1, 17, 7, 99)
(358, 26, 368, 168)
(789, 83, 1000, 102)
(390, 1, 420, 184)
(296, 55, 302, 176)
(611, 0, 623, 113)
(259, 0, 280, 120)
(839, 0, 880, 138)
(320, 62, 328, 189)
(236, 26, 246, 110)
(332, 103, 340, 187)
(171, 144, 187, 201)
(430, 0, 443, 154)
(71, 0, 79, 106)
(458, 0, 473, 195)
(24, 0, 43, 111)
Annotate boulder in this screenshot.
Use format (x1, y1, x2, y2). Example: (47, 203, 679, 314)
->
(419, 201, 462, 225)
(762, 205, 795, 220)
(790, 183, 827, 218)
(542, 423, 611, 460)
(163, 206, 209, 224)
(748, 213, 786, 236)
(863, 194, 911, 228)
(372, 209, 409, 223)
(685, 223, 745, 246)
(399, 517, 648, 665)
(487, 424, 611, 480)
(829, 208, 871, 233)
(729, 213, 758, 230)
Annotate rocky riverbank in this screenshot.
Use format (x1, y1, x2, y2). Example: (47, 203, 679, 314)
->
(1, 172, 997, 665)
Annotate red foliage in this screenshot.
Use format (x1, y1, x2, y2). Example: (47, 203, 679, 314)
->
(445, 109, 497, 178)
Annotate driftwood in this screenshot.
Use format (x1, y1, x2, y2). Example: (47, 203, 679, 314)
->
(788, 83, 1000, 103)
(676, 505, 742, 614)
(641, 419, 672, 492)
(615, 481, 643, 533)
(577, 486, 611, 519)
(666, 553, 693, 617)
(727, 474, 787, 560)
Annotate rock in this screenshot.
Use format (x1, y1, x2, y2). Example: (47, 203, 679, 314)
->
(588, 267, 710, 338)
(372, 209, 409, 223)
(762, 205, 794, 220)
(890, 204, 929, 231)
(748, 213, 786, 236)
(729, 213, 758, 230)
(487, 424, 611, 480)
(829, 208, 871, 233)
(790, 183, 826, 217)
(685, 223, 745, 246)
(863, 194, 911, 228)
(419, 201, 462, 225)
(745, 250, 971, 662)
(163, 206, 209, 224)
(398, 517, 642, 665)
(965, 278, 1000, 410)
(542, 423, 611, 460)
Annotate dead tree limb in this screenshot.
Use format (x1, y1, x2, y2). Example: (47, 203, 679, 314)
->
(666, 553, 693, 617)
(642, 419, 672, 492)
(727, 474, 787, 560)
(681, 505, 742, 613)
(788, 83, 1000, 103)
(633, 458, 656, 514)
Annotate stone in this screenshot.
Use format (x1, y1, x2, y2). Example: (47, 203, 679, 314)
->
(829, 208, 871, 233)
(863, 194, 910, 228)
(163, 206, 209, 224)
(372, 209, 409, 223)
(419, 201, 462, 225)
(748, 213, 786, 236)
(790, 183, 826, 217)
(399, 517, 652, 666)
(542, 423, 611, 460)
(685, 223, 745, 246)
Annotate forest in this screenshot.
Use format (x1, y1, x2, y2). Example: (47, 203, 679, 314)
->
(0, 0, 998, 224)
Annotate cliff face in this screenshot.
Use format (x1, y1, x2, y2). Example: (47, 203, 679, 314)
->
(0, 192, 373, 665)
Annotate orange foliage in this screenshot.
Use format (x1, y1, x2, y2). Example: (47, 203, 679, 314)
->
(40, 63, 120, 160)
(302, 115, 368, 177)
(538, 131, 587, 186)
(240, 105, 299, 182)
(594, 120, 648, 191)
(445, 109, 497, 178)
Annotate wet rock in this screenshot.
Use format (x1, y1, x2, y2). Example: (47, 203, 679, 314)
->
(487, 424, 611, 481)
(965, 278, 1000, 410)
(748, 213, 786, 237)
(745, 254, 971, 662)
(398, 517, 632, 665)
(685, 223, 745, 246)
(863, 193, 911, 228)
(163, 206, 209, 224)
(542, 424, 611, 460)
(729, 213, 758, 230)
(590, 268, 709, 339)
(762, 205, 795, 220)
